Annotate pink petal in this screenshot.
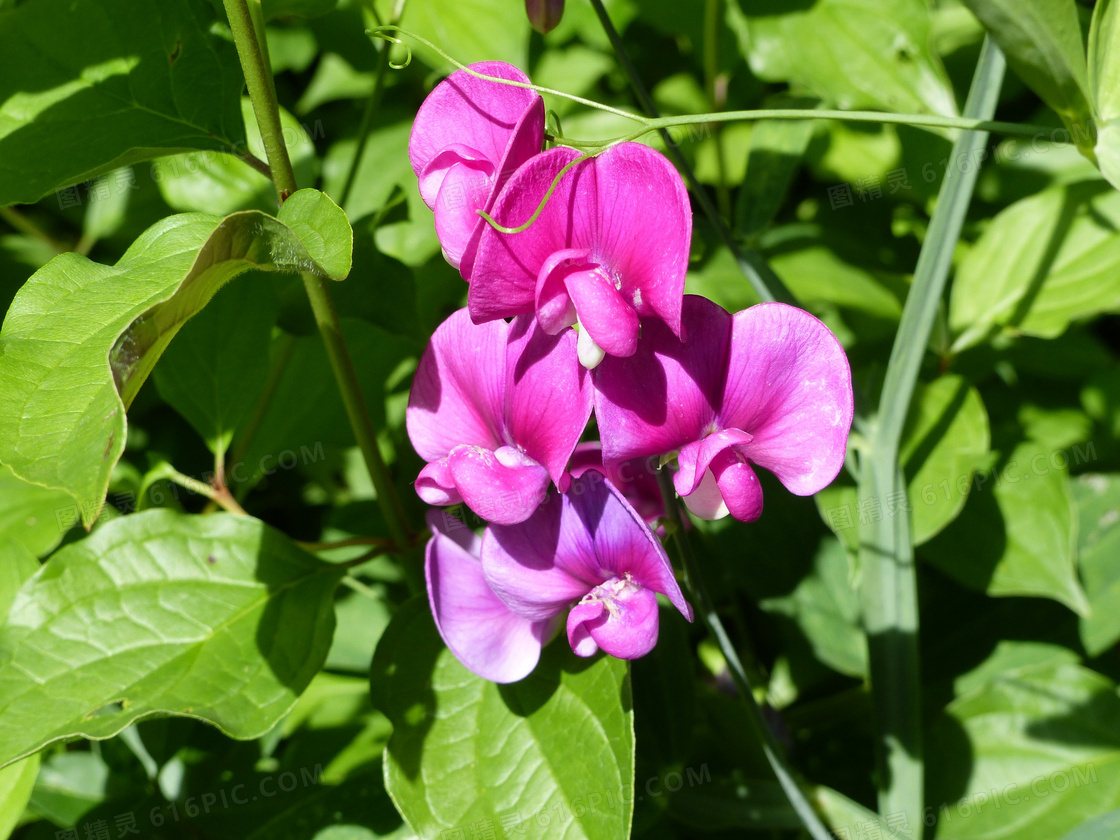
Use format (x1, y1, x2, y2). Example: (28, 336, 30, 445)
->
(415, 458, 462, 507)
(566, 266, 639, 358)
(407, 308, 507, 463)
(712, 451, 765, 522)
(469, 146, 582, 322)
(566, 585, 660, 659)
(409, 62, 539, 200)
(719, 303, 853, 496)
(417, 144, 492, 215)
(503, 316, 592, 486)
(674, 428, 753, 497)
(535, 248, 592, 335)
(426, 514, 550, 683)
(447, 444, 550, 525)
(594, 295, 731, 465)
(430, 153, 495, 269)
(569, 443, 665, 524)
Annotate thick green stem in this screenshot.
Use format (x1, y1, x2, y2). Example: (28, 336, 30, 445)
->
(656, 470, 835, 840)
(302, 273, 411, 550)
(858, 37, 1006, 837)
(586, 0, 795, 305)
(222, 0, 297, 202)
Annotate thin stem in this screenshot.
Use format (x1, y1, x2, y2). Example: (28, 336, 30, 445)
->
(302, 272, 412, 550)
(857, 37, 1006, 837)
(655, 470, 834, 840)
(0, 206, 67, 254)
(586, 0, 796, 306)
(163, 466, 249, 517)
(239, 152, 272, 178)
(222, 0, 298, 202)
(298, 536, 393, 552)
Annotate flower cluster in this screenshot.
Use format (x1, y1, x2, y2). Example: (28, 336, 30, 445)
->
(406, 62, 854, 682)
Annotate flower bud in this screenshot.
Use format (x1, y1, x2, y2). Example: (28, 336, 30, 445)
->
(525, 0, 564, 34)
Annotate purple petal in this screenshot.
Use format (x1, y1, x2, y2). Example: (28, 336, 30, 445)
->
(415, 458, 462, 506)
(447, 444, 550, 525)
(503, 316, 592, 486)
(426, 513, 549, 683)
(569, 443, 665, 524)
(407, 308, 506, 463)
(594, 295, 731, 466)
(469, 146, 582, 322)
(719, 303, 853, 496)
(674, 428, 753, 497)
(566, 584, 660, 659)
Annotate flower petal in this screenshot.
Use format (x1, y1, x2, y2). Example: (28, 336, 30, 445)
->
(469, 146, 582, 323)
(566, 266, 639, 358)
(712, 450, 764, 522)
(674, 428, 753, 497)
(720, 303, 853, 495)
(594, 295, 731, 465)
(430, 153, 495, 269)
(503, 316, 592, 486)
(407, 308, 507, 463)
(680, 468, 729, 520)
(448, 444, 550, 525)
(569, 443, 664, 524)
(415, 458, 462, 507)
(534, 248, 591, 335)
(566, 586, 660, 659)
(426, 516, 549, 683)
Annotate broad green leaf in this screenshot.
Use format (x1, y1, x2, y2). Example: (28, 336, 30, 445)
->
(0, 537, 37, 624)
(374, 188, 441, 268)
(26, 750, 113, 827)
(960, 0, 1094, 149)
(0, 466, 74, 557)
(1074, 474, 1120, 655)
(928, 662, 1120, 840)
(372, 598, 634, 840)
(396, 0, 530, 69)
(153, 275, 280, 456)
(812, 786, 893, 839)
(296, 54, 375, 114)
(950, 182, 1120, 351)
(82, 168, 135, 246)
(157, 99, 320, 216)
(900, 375, 991, 545)
(1062, 811, 1120, 840)
(322, 121, 412, 224)
(954, 640, 1081, 698)
(730, 0, 957, 116)
(921, 442, 1089, 615)
(0, 751, 38, 838)
(0, 190, 352, 526)
(736, 112, 816, 240)
(0, 510, 344, 768)
(267, 26, 320, 74)
(1090, 0, 1120, 189)
(0, 0, 245, 205)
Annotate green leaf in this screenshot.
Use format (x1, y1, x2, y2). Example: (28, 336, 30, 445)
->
(730, 0, 958, 116)
(153, 274, 280, 456)
(0, 466, 74, 557)
(396, 0, 530, 69)
(960, 0, 1094, 148)
(928, 661, 1120, 840)
(0, 0, 245, 205)
(322, 121, 412, 224)
(1073, 474, 1120, 655)
(1089, 0, 1120, 189)
(0, 537, 37, 625)
(950, 182, 1120, 351)
(1061, 811, 1120, 840)
(736, 112, 816, 240)
(0, 509, 344, 768)
(0, 190, 352, 526)
(921, 442, 1090, 615)
(901, 375, 991, 545)
(667, 778, 800, 831)
(156, 99, 320, 216)
(372, 598, 635, 840)
(0, 751, 38, 838)
(296, 54, 374, 114)
(262, 0, 337, 20)
(82, 168, 136, 246)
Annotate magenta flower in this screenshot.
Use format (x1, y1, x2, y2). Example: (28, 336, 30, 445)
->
(469, 142, 692, 368)
(409, 61, 545, 274)
(407, 308, 592, 525)
(426, 511, 554, 683)
(569, 442, 665, 525)
(594, 296, 853, 521)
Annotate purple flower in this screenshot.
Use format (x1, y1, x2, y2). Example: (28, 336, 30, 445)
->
(409, 61, 545, 275)
(407, 308, 592, 525)
(426, 475, 694, 682)
(469, 143, 692, 368)
(569, 442, 665, 525)
(594, 295, 854, 521)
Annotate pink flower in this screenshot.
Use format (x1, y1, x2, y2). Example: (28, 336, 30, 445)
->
(594, 296, 853, 521)
(407, 308, 592, 525)
(425, 475, 694, 682)
(568, 442, 665, 525)
(469, 143, 692, 368)
(409, 61, 545, 275)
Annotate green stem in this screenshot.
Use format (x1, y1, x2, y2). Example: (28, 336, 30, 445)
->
(586, 0, 796, 306)
(302, 272, 411, 550)
(163, 466, 248, 517)
(656, 470, 834, 840)
(338, 41, 392, 209)
(0, 206, 67, 254)
(222, 0, 297, 202)
(230, 332, 296, 501)
(857, 37, 1006, 838)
